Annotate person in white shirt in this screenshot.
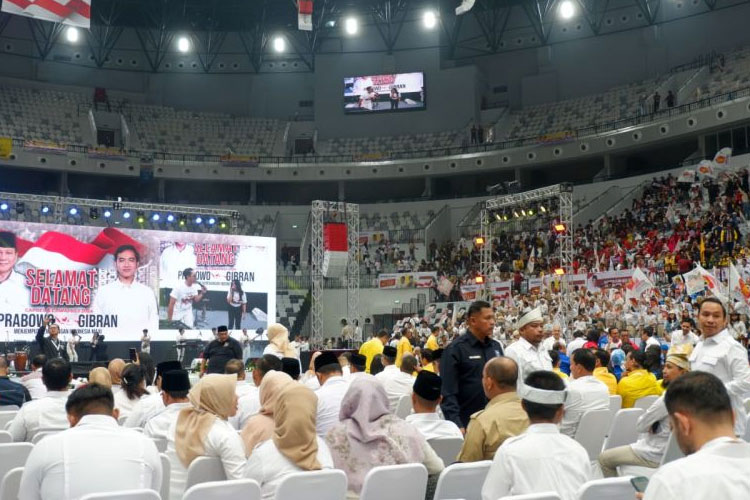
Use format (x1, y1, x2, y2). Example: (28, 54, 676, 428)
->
(226, 279, 247, 330)
(241, 328, 252, 365)
(245, 384, 334, 500)
(559, 348, 610, 437)
(166, 374, 246, 500)
(124, 360, 182, 428)
(643, 371, 750, 499)
(599, 347, 690, 477)
(93, 245, 159, 334)
(20, 355, 47, 400)
(113, 363, 149, 420)
(688, 297, 750, 436)
(141, 329, 151, 354)
(0, 231, 31, 310)
(566, 330, 586, 357)
(405, 371, 463, 441)
(66, 331, 80, 362)
(729, 311, 747, 341)
(224, 358, 254, 398)
(640, 326, 661, 350)
(669, 319, 699, 347)
(231, 354, 281, 430)
(18, 383, 162, 500)
(144, 369, 191, 440)
(541, 324, 565, 352)
(159, 242, 197, 290)
(313, 351, 350, 437)
(504, 308, 553, 391)
(167, 267, 207, 328)
(176, 328, 187, 364)
(373, 346, 414, 412)
(10, 358, 72, 442)
(481, 371, 591, 500)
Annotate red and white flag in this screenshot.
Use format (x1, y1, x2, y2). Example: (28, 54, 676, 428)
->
(298, 0, 313, 31)
(1, 0, 91, 29)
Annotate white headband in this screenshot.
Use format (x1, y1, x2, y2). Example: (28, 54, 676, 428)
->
(517, 307, 543, 330)
(519, 385, 567, 405)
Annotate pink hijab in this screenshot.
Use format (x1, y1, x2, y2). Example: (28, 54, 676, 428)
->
(325, 375, 425, 494)
(240, 371, 294, 455)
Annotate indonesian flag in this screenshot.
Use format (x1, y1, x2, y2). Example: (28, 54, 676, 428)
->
(14, 228, 145, 272)
(624, 267, 654, 304)
(298, 0, 313, 31)
(1, 0, 91, 29)
(713, 147, 732, 169)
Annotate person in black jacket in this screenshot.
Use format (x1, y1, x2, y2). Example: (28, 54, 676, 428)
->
(201, 325, 242, 375)
(35, 317, 69, 361)
(440, 300, 504, 431)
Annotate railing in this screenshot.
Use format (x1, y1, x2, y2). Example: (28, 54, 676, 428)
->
(9, 84, 750, 166)
(277, 271, 379, 290)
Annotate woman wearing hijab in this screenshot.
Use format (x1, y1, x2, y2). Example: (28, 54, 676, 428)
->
(166, 373, 246, 500)
(245, 384, 334, 500)
(263, 323, 298, 359)
(325, 376, 443, 498)
(240, 371, 294, 455)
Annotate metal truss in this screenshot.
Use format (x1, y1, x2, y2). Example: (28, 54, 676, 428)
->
(27, 18, 64, 60)
(87, 1, 124, 69)
(192, 27, 228, 73)
(472, 0, 511, 53)
(370, 0, 410, 55)
(310, 200, 360, 347)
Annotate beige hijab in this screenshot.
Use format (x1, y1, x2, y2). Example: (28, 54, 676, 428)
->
(240, 371, 294, 455)
(267, 323, 296, 357)
(273, 384, 321, 471)
(88, 367, 112, 388)
(175, 374, 237, 467)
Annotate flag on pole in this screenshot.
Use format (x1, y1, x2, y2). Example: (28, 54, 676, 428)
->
(298, 0, 313, 31)
(713, 147, 732, 169)
(729, 262, 750, 308)
(1, 0, 91, 28)
(697, 160, 716, 180)
(624, 267, 654, 304)
(683, 263, 726, 300)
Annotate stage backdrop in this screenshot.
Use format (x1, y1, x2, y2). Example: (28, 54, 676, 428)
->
(0, 221, 275, 341)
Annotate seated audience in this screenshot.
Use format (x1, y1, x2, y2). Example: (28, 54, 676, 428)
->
(166, 374, 246, 500)
(9, 357, 71, 442)
(144, 370, 191, 440)
(348, 353, 368, 379)
(593, 349, 618, 395)
(108, 358, 126, 394)
(88, 366, 112, 388)
(374, 346, 415, 411)
(241, 371, 294, 455)
(369, 354, 385, 375)
(225, 358, 254, 398)
(643, 371, 750, 499)
(560, 349, 610, 437)
(405, 371, 463, 441)
(599, 348, 690, 477)
(20, 355, 47, 399)
(549, 350, 569, 380)
(325, 376, 444, 498)
(617, 350, 662, 408)
(481, 371, 591, 500)
(458, 357, 529, 462)
(0, 357, 31, 407)
(281, 357, 301, 380)
(245, 384, 334, 499)
(233, 354, 282, 429)
(114, 363, 148, 419)
(314, 351, 349, 436)
(125, 360, 182, 428)
(18, 383, 161, 500)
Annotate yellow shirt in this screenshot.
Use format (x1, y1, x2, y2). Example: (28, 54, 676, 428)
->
(617, 369, 662, 408)
(593, 367, 618, 395)
(457, 392, 530, 462)
(359, 338, 384, 373)
(425, 334, 439, 351)
(395, 336, 413, 367)
(553, 368, 569, 380)
(422, 362, 436, 373)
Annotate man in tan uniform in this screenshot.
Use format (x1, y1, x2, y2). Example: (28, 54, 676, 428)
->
(457, 357, 529, 462)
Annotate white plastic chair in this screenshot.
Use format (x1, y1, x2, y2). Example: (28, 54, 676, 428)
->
(427, 437, 464, 466)
(433, 460, 491, 500)
(0, 443, 33, 484)
(183, 478, 261, 500)
(359, 463, 428, 500)
(618, 432, 684, 477)
(0, 411, 18, 430)
(79, 490, 160, 500)
(31, 430, 61, 444)
(395, 395, 412, 418)
(185, 456, 226, 489)
(497, 492, 561, 500)
(608, 395, 622, 414)
(574, 409, 612, 461)
(0, 430, 11, 443)
(0, 466, 24, 500)
(274, 469, 347, 500)
(602, 408, 644, 451)
(159, 453, 170, 500)
(633, 395, 659, 411)
(577, 476, 636, 500)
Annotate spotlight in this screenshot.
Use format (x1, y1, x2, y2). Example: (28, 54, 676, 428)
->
(554, 267, 566, 276)
(474, 236, 485, 246)
(123, 211, 131, 219)
(15, 202, 24, 214)
(69, 207, 78, 216)
(554, 223, 567, 234)
(423, 10, 438, 29)
(344, 17, 358, 35)
(520, 209, 527, 216)
(179, 216, 187, 227)
(89, 207, 99, 219)
(66, 27, 79, 43)
(195, 216, 202, 224)
(513, 210, 520, 218)
(325, 20, 336, 28)
(502, 212, 509, 221)
(558, 0, 575, 20)
(136, 211, 145, 224)
(103, 209, 112, 218)
(272, 36, 286, 53)
(177, 36, 190, 53)
(219, 220, 227, 229)
(0, 203, 7, 211)
(41, 205, 50, 214)
(539, 204, 547, 214)
(527, 207, 535, 216)
(475, 275, 485, 285)
(494, 213, 502, 222)
(152, 213, 160, 222)
(208, 217, 216, 225)
(166, 214, 175, 222)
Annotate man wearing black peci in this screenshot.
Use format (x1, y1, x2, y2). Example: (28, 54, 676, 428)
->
(201, 325, 242, 375)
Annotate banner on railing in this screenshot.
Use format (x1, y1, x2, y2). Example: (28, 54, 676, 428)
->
(377, 271, 437, 289)
(23, 139, 67, 154)
(0, 136, 11, 158)
(588, 269, 635, 289)
(220, 154, 259, 167)
(88, 147, 126, 160)
(536, 131, 575, 145)
(489, 281, 512, 301)
(359, 231, 389, 245)
(353, 152, 384, 162)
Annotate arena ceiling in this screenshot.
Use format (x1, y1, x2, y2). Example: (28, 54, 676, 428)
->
(0, 0, 748, 72)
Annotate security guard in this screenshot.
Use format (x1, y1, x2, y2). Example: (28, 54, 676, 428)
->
(440, 300, 503, 431)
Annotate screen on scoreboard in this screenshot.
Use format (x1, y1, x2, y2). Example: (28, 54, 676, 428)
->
(344, 72, 425, 114)
(0, 221, 275, 341)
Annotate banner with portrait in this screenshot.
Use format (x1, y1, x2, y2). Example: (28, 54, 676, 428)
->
(0, 220, 275, 341)
(377, 271, 437, 289)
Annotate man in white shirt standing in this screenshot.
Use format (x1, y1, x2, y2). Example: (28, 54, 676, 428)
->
(313, 351, 349, 437)
(669, 319, 699, 348)
(541, 323, 565, 353)
(20, 355, 47, 400)
(481, 370, 591, 500)
(18, 383, 162, 500)
(144, 370, 191, 440)
(141, 329, 151, 354)
(93, 245, 159, 334)
(566, 330, 586, 357)
(688, 297, 750, 436)
(406, 371, 463, 440)
(379, 353, 418, 412)
(643, 371, 750, 499)
(167, 267, 207, 328)
(10, 358, 72, 442)
(176, 328, 187, 364)
(504, 308, 553, 391)
(560, 349, 611, 437)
